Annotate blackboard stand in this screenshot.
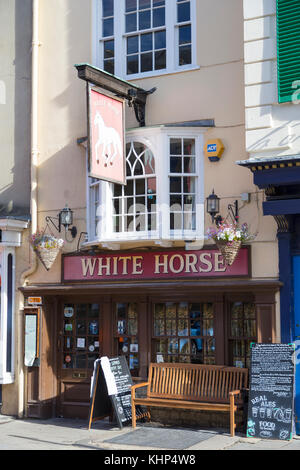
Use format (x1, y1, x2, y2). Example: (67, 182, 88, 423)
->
(88, 356, 144, 430)
(246, 343, 295, 440)
(88, 359, 113, 429)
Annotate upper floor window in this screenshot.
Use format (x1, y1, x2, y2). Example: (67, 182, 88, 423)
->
(96, 0, 196, 79)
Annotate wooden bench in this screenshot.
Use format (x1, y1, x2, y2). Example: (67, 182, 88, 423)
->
(131, 363, 248, 437)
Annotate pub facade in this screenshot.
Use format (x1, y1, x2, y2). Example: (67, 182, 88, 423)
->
(1, 0, 281, 422)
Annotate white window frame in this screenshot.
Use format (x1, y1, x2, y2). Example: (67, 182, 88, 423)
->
(87, 126, 205, 247)
(93, 0, 198, 80)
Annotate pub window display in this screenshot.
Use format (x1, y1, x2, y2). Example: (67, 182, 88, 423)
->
(62, 303, 101, 369)
(115, 302, 139, 375)
(98, 0, 194, 78)
(152, 302, 215, 364)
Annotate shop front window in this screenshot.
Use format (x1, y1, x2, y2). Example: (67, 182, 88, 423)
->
(228, 302, 257, 369)
(115, 302, 139, 375)
(152, 302, 215, 364)
(62, 303, 101, 370)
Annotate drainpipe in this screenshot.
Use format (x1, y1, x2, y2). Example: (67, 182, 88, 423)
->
(19, 0, 40, 418)
(21, 0, 39, 286)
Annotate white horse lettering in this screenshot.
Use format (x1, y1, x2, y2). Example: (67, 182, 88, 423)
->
(94, 111, 122, 167)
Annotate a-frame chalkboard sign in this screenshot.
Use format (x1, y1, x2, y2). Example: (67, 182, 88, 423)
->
(88, 356, 144, 429)
(246, 343, 295, 441)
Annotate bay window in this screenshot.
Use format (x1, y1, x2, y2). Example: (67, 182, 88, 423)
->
(87, 126, 205, 246)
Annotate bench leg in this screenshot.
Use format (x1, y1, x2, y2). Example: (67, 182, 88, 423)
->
(230, 395, 235, 437)
(132, 400, 137, 428)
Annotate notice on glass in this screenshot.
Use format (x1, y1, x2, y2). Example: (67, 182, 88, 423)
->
(247, 343, 295, 440)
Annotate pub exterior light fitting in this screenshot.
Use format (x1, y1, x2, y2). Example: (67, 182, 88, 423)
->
(206, 190, 222, 225)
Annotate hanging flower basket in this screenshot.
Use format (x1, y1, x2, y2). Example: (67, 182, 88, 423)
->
(30, 232, 64, 271)
(215, 239, 242, 266)
(207, 222, 254, 266)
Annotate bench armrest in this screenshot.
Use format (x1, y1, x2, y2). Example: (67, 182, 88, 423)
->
(229, 390, 241, 396)
(131, 381, 150, 400)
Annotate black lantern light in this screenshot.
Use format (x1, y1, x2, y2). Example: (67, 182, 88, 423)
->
(45, 204, 77, 241)
(206, 190, 222, 225)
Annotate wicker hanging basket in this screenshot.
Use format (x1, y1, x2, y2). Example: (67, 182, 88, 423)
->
(30, 232, 64, 271)
(34, 244, 61, 271)
(215, 239, 242, 266)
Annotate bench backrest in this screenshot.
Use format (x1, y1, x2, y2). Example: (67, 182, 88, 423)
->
(147, 363, 248, 404)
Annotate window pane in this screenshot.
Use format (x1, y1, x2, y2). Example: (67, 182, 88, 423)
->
(177, 2, 190, 22)
(184, 138, 195, 155)
(104, 40, 114, 58)
(126, 13, 137, 32)
(155, 50, 166, 70)
(127, 54, 139, 74)
(103, 18, 114, 37)
(170, 156, 182, 173)
(139, 0, 151, 9)
(183, 157, 195, 173)
(141, 33, 152, 51)
(179, 45, 191, 65)
(127, 35, 139, 54)
(153, 7, 165, 27)
(170, 194, 182, 210)
(170, 177, 182, 193)
(139, 10, 151, 29)
(154, 30, 166, 49)
(153, 0, 165, 6)
(183, 176, 195, 193)
(184, 193, 195, 208)
(102, 0, 114, 17)
(126, 0, 137, 12)
(104, 59, 114, 75)
(136, 179, 146, 194)
(124, 179, 134, 195)
(179, 25, 191, 44)
(170, 138, 182, 155)
(141, 52, 153, 72)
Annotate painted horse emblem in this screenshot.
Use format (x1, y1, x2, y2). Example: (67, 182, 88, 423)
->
(94, 111, 122, 167)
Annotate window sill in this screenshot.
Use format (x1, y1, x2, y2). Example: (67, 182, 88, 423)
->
(125, 64, 200, 81)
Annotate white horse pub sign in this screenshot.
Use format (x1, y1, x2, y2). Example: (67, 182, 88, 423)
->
(89, 88, 126, 185)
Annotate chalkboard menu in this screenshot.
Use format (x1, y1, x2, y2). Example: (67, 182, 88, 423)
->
(88, 356, 144, 429)
(247, 343, 295, 440)
(109, 356, 134, 428)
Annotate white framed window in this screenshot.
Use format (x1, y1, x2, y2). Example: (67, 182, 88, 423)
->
(87, 126, 205, 247)
(94, 0, 197, 79)
(0, 247, 15, 385)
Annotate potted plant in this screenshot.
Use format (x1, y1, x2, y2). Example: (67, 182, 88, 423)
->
(207, 222, 253, 266)
(30, 231, 64, 271)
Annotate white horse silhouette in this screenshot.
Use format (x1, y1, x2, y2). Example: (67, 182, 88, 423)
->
(94, 111, 122, 167)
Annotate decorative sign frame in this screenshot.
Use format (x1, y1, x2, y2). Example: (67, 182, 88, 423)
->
(88, 87, 126, 185)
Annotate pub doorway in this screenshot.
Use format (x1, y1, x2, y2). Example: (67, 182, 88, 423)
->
(57, 301, 102, 419)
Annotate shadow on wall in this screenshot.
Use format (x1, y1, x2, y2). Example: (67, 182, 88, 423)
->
(0, 0, 32, 219)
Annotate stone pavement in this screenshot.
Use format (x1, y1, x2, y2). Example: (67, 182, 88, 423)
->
(1, 414, 300, 452)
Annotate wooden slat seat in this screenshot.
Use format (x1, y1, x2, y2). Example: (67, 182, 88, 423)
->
(131, 363, 248, 437)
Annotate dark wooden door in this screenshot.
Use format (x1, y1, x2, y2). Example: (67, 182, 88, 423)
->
(57, 302, 102, 419)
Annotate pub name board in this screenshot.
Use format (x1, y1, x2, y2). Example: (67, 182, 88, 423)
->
(63, 247, 249, 282)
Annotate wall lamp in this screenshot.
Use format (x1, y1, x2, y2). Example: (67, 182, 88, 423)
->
(206, 190, 239, 225)
(45, 204, 77, 242)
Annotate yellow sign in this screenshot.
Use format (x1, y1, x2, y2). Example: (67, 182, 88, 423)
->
(28, 296, 42, 306)
(204, 139, 225, 162)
